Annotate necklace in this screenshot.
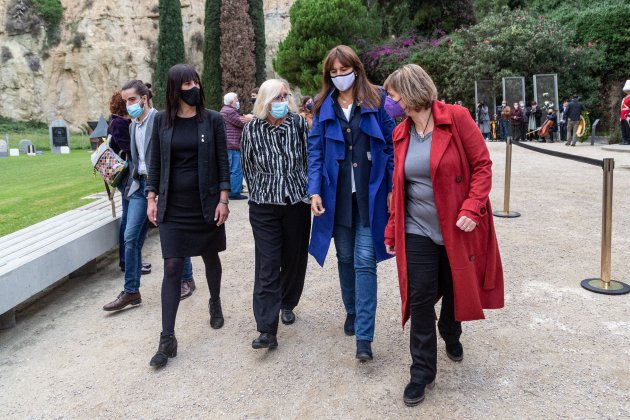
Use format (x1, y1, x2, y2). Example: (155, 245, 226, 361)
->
(414, 109, 433, 139)
(339, 95, 353, 106)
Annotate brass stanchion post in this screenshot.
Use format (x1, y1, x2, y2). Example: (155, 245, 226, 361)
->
(581, 158, 630, 294)
(494, 137, 521, 218)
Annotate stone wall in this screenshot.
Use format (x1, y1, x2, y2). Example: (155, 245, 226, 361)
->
(0, 0, 293, 129)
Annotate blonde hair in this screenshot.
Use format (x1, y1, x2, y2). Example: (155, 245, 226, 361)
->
(252, 79, 297, 120)
(383, 64, 438, 111)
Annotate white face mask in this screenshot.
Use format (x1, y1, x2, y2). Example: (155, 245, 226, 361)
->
(331, 71, 356, 92)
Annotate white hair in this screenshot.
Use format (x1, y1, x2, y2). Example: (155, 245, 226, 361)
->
(252, 79, 297, 120)
(223, 92, 237, 106)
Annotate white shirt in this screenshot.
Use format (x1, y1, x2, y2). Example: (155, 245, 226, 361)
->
(341, 105, 356, 193)
(134, 108, 156, 175)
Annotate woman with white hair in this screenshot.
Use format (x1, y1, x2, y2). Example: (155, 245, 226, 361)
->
(240, 79, 310, 350)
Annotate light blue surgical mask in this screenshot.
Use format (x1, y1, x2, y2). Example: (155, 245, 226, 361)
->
(236, 101, 240, 110)
(127, 102, 144, 119)
(271, 102, 289, 119)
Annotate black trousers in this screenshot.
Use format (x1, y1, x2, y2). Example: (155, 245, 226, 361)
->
(249, 201, 311, 335)
(406, 233, 461, 385)
(621, 119, 630, 144)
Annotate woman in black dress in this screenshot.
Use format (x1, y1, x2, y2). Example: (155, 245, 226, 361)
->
(146, 64, 230, 368)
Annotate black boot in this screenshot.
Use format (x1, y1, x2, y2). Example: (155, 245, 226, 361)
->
(209, 298, 224, 329)
(356, 340, 373, 361)
(149, 333, 177, 368)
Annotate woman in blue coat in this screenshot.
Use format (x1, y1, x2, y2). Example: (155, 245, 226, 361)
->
(308, 45, 395, 361)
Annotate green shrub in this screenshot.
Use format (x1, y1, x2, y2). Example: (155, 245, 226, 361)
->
(154, 0, 185, 109)
(273, 0, 380, 94)
(248, 0, 267, 86)
(202, 0, 222, 111)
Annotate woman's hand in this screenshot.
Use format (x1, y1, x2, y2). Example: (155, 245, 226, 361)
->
(385, 244, 396, 255)
(387, 192, 392, 212)
(311, 194, 325, 216)
(456, 215, 477, 232)
(215, 203, 229, 226)
(147, 198, 158, 226)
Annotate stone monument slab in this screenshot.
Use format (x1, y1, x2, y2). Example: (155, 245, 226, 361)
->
(50, 119, 70, 154)
(18, 139, 34, 155)
(0, 139, 7, 157)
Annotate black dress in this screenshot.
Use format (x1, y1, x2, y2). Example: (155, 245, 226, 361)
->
(158, 116, 226, 258)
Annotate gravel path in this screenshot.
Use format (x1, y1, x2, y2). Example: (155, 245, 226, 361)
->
(1, 142, 629, 419)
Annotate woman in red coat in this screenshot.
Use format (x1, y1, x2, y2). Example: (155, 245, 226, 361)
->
(383, 64, 504, 407)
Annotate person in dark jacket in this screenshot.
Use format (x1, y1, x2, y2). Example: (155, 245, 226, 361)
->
(541, 109, 558, 143)
(526, 101, 542, 141)
(510, 102, 524, 142)
(146, 64, 230, 368)
(220, 92, 253, 200)
(308, 45, 395, 362)
(565, 96, 583, 146)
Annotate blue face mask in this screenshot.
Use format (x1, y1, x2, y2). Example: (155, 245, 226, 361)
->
(236, 102, 240, 110)
(271, 102, 289, 119)
(127, 101, 144, 119)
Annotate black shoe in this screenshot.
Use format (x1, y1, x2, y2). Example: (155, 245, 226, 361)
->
(209, 298, 224, 329)
(141, 263, 151, 275)
(403, 380, 435, 407)
(149, 334, 177, 368)
(252, 333, 278, 349)
(229, 194, 248, 200)
(281, 309, 295, 325)
(356, 340, 373, 361)
(445, 342, 464, 362)
(344, 313, 356, 336)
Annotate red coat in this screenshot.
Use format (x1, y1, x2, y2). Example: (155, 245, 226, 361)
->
(384, 101, 504, 326)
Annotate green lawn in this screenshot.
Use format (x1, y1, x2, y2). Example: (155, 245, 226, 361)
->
(0, 150, 106, 237)
(1, 117, 93, 151)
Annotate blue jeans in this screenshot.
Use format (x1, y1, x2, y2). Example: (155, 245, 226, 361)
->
(123, 179, 149, 294)
(333, 207, 378, 342)
(227, 150, 243, 195)
(182, 257, 193, 281)
(500, 120, 509, 141)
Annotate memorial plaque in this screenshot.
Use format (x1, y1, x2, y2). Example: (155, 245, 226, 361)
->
(0, 140, 7, 157)
(18, 139, 34, 155)
(502, 77, 526, 107)
(49, 119, 70, 154)
(475, 80, 496, 117)
(52, 127, 68, 146)
(533, 74, 559, 113)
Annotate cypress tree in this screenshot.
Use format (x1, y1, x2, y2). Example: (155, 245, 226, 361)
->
(220, 0, 256, 113)
(248, 0, 266, 86)
(203, 0, 223, 111)
(154, 0, 185, 109)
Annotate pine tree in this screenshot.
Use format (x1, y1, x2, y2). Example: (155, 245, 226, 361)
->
(203, 0, 223, 111)
(154, 0, 185, 109)
(248, 0, 266, 86)
(220, 0, 256, 113)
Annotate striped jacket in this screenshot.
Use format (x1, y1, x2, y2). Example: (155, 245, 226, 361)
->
(241, 113, 309, 205)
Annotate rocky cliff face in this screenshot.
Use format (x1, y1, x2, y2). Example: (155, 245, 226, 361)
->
(0, 0, 293, 129)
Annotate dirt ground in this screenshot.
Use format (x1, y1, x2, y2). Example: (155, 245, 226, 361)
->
(1, 141, 629, 419)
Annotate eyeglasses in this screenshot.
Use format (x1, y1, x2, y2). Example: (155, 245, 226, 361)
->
(273, 93, 292, 101)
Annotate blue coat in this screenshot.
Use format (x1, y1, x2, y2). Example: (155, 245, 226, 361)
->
(307, 90, 395, 266)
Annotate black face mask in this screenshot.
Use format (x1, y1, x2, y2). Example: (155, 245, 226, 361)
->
(181, 87, 201, 106)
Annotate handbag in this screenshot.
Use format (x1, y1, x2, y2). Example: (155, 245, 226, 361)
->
(90, 134, 129, 188)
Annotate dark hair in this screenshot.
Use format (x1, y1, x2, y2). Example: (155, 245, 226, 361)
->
(109, 90, 127, 117)
(121, 80, 151, 99)
(165, 63, 206, 128)
(313, 45, 381, 115)
(250, 87, 259, 95)
(300, 95, 312, 111)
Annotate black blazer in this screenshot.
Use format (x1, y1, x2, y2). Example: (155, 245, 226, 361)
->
(146, 109, 230, 224)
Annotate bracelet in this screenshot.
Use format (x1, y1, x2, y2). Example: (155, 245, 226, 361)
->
(219, 199, 229, 205)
